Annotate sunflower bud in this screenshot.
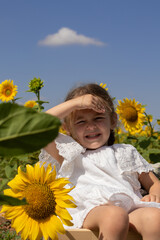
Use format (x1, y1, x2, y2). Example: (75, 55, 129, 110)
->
(28, 77, 44, 93)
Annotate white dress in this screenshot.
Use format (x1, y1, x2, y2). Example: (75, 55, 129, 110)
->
(39, 133, 160, 228)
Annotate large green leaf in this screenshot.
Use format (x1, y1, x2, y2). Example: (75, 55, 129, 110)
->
(0, 103, 61, 156)
(138, 137, 151, 149)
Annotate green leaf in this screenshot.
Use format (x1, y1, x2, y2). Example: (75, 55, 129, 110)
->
(138, 137, 151, 149)
(149, 149, 160, 163)
(36, 100, 49, 104)
(0, 194, 27, 206)
(0, 179, 8, 192)
(127, 136, 137, 140)
(0, 103, 61, 156)
(5, 166, 13, 178)
(13, 97, 23, 101)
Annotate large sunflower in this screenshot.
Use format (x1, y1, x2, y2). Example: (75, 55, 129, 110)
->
(1, 162, 76, 240)
(0, 79, 18, 102)
(116, 98, 145, 132)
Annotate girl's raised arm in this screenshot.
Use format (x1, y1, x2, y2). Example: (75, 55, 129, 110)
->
(44, 98, 80, 165)
(46, 94, 105, 118)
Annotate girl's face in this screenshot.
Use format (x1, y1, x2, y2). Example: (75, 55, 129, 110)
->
(67, 109, 116, 149)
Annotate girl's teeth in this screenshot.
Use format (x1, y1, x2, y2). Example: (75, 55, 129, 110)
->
(87, 134, 99, 138)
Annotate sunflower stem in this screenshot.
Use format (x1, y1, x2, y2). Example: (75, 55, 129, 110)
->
(36, 91, 41, 112)
(144, 112, 154, 137)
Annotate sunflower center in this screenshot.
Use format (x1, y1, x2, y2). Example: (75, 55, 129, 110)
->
(5, 89, 12, 96)
(24, 183, 56, 220)
(123, 106, 138, 122)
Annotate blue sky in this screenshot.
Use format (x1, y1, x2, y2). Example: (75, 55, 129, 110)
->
(0, 0, 160, 121)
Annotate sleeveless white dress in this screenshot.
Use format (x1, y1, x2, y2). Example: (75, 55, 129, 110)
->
(39, 133, 160, 228)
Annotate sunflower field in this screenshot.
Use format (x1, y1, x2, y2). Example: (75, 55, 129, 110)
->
(0, 79, 160, 240)
(0, 79, 160, 190)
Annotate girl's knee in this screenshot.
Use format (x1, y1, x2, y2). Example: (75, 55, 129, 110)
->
(106, 206, 128, 222)
(83, 205, 129, 239)
(131, 208, 160, 237)
(98, 206, 129, 240)
(83, 205, 129, 234)
(144, 209, 160, 234)
(100, 206, 129, 232)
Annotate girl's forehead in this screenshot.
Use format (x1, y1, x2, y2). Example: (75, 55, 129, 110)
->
(74, 109, 107, 119)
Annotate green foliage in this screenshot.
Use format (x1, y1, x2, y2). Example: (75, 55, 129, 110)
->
(0, 229, 21, 240)
(0, 103, 61, 156)
(0, 151, 39, 192)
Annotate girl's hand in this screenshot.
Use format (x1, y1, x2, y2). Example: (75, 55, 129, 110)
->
(139, 172, 160, 203)
(141, 194, 160, 203)
(76, 94, 106, 113)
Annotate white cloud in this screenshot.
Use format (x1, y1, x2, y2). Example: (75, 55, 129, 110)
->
(38, 27, 106, 46)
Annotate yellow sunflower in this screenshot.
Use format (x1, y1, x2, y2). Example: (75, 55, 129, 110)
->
(1, 162, 76, 240)
(99, 83, 108, 91)
(116, 98, 145, 132)
(0, 79, 18, 102)
(24, 100, 38, 108)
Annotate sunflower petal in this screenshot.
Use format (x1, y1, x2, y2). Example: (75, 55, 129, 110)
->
(55, 199, 77, 208)
(55, 205, 72, 220)
(49, 215, 65, 234)
(2, 206, 24, 219)
(20, 217, 32, 240)
(39, 164, 46, 183)
(34, 162, 42, 182)
(60, 218, 74, 226)
(29, 219, 41, 240)
(53, 186, 74, 195)
(55, 193, 75, 202)
(44, 165, 56, 184)
(51, 178, 71, 189)
(8, 175, 28, 190)
(3, 188, 22, 199)
(26, 164, 35, 181)
(12, 211, 28, 233)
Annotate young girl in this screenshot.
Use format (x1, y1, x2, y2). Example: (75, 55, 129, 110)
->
(39, 83, 160, 240)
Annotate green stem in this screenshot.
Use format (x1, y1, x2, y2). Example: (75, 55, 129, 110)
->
(36, 91, 41, 112)
(144, 112, 153, 137)
(37, 91, 40, 101)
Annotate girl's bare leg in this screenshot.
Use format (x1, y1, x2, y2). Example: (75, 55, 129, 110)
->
(83, 205, 129, 240)
(129, 207, 160, 240)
